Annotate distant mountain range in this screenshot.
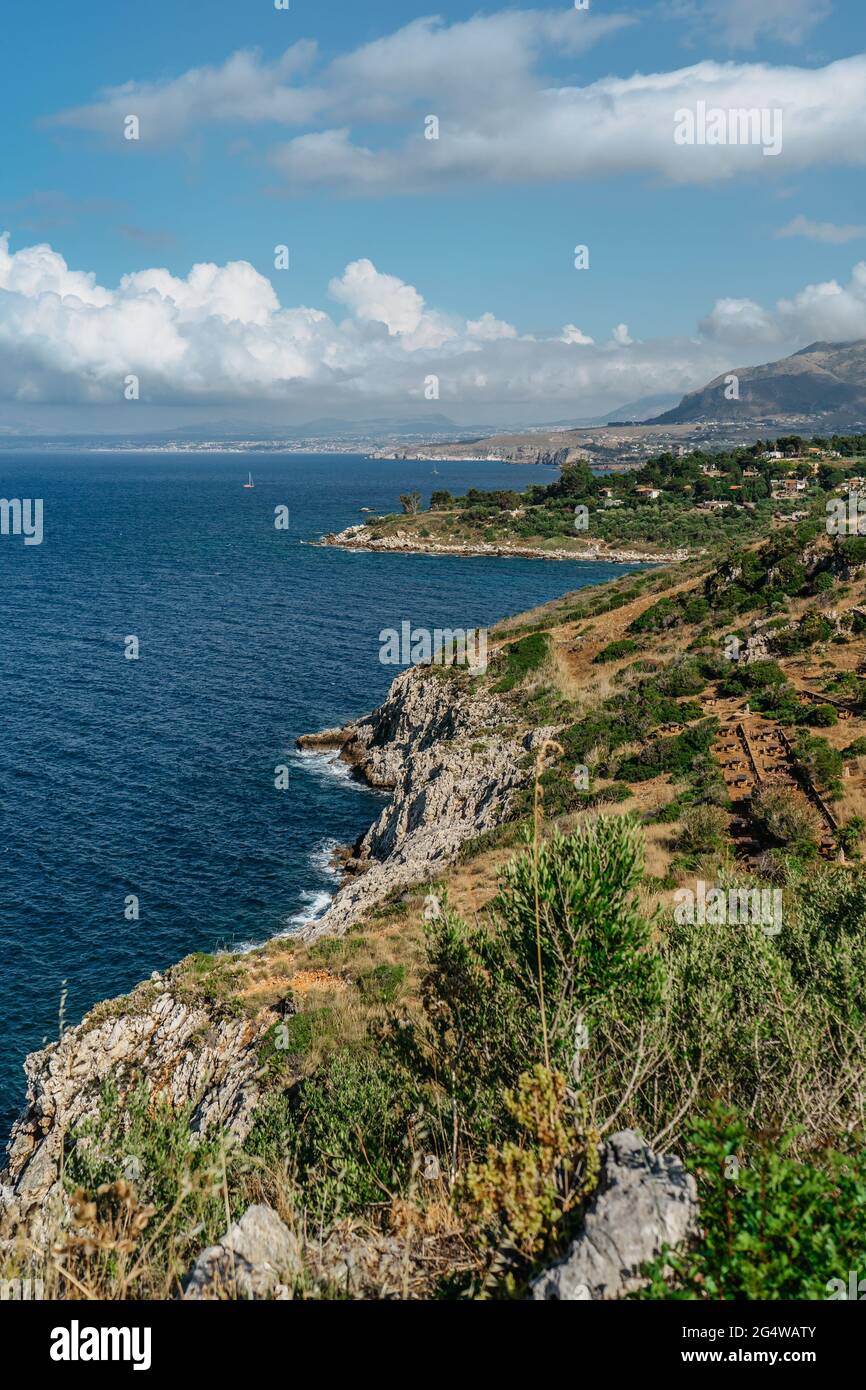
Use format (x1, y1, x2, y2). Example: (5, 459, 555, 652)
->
(513, 393, 683, 429)
(649, 340, 866, 426)
(144, 413, 465, 441)
(0, 413, 468, 443)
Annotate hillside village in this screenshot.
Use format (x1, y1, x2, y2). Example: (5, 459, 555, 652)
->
(324, 433, 866, 563)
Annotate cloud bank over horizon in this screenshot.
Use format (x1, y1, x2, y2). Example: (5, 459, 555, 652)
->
(2, 232, 866, 420)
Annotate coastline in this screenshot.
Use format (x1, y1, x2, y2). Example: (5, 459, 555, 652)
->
(1, 481, 705, 1233)
(0, 651, 543, 1223)
(317, 522, 688, 566)
(10, 485, 865, 1297)
(0, 532, 686, 1232)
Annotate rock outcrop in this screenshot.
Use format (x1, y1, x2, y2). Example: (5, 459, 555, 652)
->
(1, 976, 280, 1234)
(297, 664, 552, 941)
(318, 524, 683, 565)
(741, 630, 773, 663)
(530, 1130, 698, 1301)
(184, 1204, 302, 1300)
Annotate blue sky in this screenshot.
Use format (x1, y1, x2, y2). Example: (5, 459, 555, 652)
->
(2, 0, 865, 428)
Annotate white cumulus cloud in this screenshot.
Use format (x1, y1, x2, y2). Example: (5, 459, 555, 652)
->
(2, 234, 866, 418)
(561, 324, 595, 345)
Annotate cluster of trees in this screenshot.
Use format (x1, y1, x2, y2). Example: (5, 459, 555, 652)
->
(418, 433, 866, 537)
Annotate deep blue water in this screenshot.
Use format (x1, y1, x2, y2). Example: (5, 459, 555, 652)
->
(0, 450, 635, 1136)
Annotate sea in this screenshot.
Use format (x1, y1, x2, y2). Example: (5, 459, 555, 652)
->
(0, 449, 636, 1137)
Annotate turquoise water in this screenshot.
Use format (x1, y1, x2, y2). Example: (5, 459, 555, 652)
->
(0, 450, 636, 1134)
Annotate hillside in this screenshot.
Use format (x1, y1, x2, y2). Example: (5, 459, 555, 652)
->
(323, 431, 866, 563)
(375, 418, 747, 467)
(387, 344, 866, 468)
(651, 340, 866, 426)
(5, 489, 866, 1299)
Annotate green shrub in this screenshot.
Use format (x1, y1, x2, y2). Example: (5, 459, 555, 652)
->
(637, 1106, 866, 1300)
(65, 1083, 232, 1292)
(836, 816, 866, 859)
(632, 863, 866, 1148)
(795, 731, 844, 792)
(682, 596, 709, 624)
(749, 786, 820, 855)
(629, 597, 680, 634)
(287, 1050, 412, 1222)
(654, 659, 707, 697)
(357, 963, 406, 1003)
(593, 639, 639, 664)
(806, 703, 838, 727)
(676, 804, 728, 855)
(617, 719, 719, 783)
(492, 633, 550, 692)
(385, 819, 661, 1155)
(775, 610, 834, 654)
(461, 1066, 599, 1272)
(259, 1009, 335, 1070)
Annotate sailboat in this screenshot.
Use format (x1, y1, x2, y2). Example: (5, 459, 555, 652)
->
(243, 471, 255, 489)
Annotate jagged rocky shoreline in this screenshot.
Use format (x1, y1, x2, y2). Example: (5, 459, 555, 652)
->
(296, 663, 555, 940)
(1, 975, 281, 1238)
(0, 655, 707, 1298)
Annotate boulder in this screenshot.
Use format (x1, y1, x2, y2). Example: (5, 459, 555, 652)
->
(530, 1129, 698, 1300)
(184, 1204, 302, 1300)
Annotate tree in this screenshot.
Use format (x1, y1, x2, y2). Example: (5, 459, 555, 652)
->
(776, 434, 804, 456)
(806, 703, 838, 728)
(544, 460, 596, 500)
(399, 491, 422, 515)
(384, 819, 660, 1153)
(749, 785, 820, 856)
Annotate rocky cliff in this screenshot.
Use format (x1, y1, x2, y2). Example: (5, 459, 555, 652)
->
(297, 662, 552, 940)
(0, 973, 284, 1239)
